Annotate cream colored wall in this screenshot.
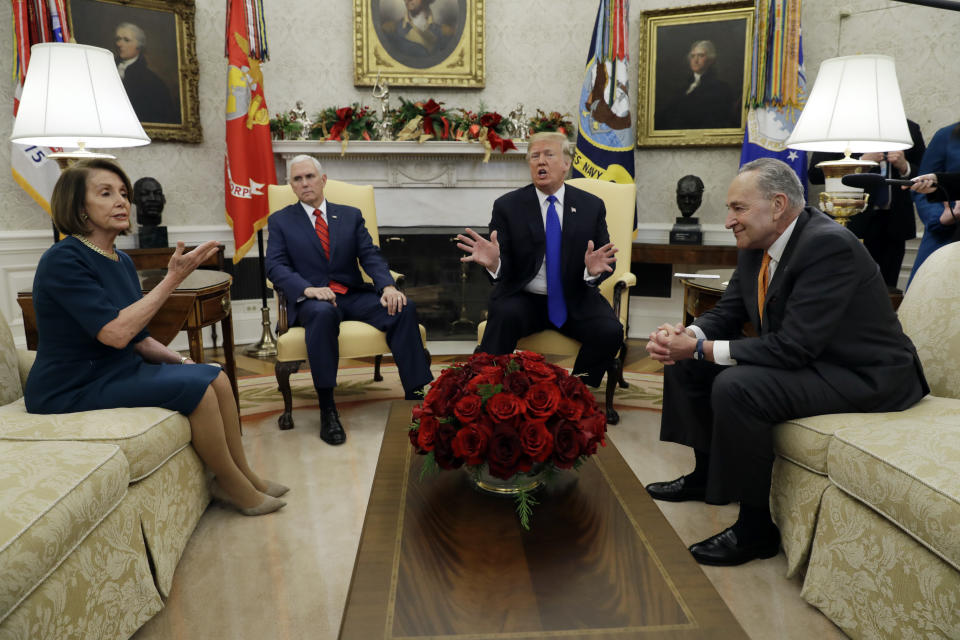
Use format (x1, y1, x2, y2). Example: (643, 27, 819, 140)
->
(0, 0, 957, 234)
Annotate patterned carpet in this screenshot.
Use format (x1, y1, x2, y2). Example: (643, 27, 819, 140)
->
(237, 364, 664, 420)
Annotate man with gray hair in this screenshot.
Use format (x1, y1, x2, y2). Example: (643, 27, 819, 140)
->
(266, 155, 432, 445)
(114, 21, 176, 124)
(645, 158, 927, 566)
(655, 39, 739, 130)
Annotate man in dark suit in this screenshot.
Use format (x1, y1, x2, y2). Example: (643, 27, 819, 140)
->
(655, 40, 739, 131)
(457, 132, 622, 387)
(114, 22, 178, 124)
(266, 155, 432, 445)
(808, 119, 926, 291)
(646, 158, 928, 566)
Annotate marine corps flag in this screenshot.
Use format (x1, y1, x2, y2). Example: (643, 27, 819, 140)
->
(572, 0, 635, 188)
(224, 0, 276, 264)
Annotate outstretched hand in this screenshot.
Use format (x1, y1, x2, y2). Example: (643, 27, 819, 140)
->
(457, 228, 500, 271)
(584, 240, 617, 277)
(166, 240, 220, 284)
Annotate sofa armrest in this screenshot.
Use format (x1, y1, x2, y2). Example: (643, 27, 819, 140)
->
(17, 350, 35, 390)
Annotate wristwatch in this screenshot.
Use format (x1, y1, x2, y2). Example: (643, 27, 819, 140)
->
(694, 338, 705, 361)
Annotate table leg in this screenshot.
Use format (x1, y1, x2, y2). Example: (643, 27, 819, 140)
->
(187, 328, 204, 363)
(220, 315, 239, 407)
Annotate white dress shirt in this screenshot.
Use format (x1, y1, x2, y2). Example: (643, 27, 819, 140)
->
(116, 55, 139, 80)
(488, 184, 599, 290)
(301, 199, 329, 228)
(690, 216, 799, 365)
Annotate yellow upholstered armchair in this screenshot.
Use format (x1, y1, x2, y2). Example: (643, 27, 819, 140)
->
(266, 180, 429, 430)
(476, 178, 637, 424)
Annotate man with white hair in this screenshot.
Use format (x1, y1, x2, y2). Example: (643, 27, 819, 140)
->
(655, 39, 739, 130)
(114, 22, 176, 124)
(266, 155, 432, 445)
(646, 158, 927, 566)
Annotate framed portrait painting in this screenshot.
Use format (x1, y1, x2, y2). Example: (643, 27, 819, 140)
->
(354, 0, 484, 88)
(67, 0, 202, 143)
(637, 1, 753, 147)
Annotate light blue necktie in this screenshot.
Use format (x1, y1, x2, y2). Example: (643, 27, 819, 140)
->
(545, 195, 567, 327)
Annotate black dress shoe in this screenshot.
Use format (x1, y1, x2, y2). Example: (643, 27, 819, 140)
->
(320, 408, 346, 445)
(688, 526, 780, 566)
(646, 475, 707, 502)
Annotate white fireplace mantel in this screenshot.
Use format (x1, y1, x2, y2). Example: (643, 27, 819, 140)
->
(272, 140, 532, 227)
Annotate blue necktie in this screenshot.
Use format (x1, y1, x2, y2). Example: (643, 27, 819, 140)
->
(545, 195, 567, 327)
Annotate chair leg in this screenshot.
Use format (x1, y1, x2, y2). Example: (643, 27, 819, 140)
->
(605, 362, 620, 426)
(374, 354, 384, 381)
(275, 360, 303, 430)
(617, 342, 629, 389)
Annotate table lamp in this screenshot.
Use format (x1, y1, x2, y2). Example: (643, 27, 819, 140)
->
(10, 42, 150, 161)
(785, 54, 912, 226)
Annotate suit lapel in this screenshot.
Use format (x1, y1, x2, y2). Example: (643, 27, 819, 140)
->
(326, 202, 342, 266)
(524, 186, 545, 247)
(765, 209, 810, 307)
(560, 186, 579, 270)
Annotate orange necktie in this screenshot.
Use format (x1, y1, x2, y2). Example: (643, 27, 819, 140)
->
(757, 251, 771, 319)
(314, 214, 348, 294)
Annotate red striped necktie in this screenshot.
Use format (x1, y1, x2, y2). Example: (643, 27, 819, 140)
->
(314, 213, 348, 294)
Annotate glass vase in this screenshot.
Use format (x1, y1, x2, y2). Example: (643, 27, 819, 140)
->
(467, 463, 547, 495)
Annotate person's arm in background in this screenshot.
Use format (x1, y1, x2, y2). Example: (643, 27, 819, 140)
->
(913, 127, 957, 237)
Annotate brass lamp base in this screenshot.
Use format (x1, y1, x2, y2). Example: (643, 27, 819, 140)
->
(244, 307, 278, 358)
(815, 155, 876, 226)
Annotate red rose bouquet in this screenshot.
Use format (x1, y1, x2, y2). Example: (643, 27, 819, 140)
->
(409, 351, 607, 528)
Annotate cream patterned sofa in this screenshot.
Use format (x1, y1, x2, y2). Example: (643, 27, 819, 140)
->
(0, 312, 209, 639)
(770, 242, 960, 639)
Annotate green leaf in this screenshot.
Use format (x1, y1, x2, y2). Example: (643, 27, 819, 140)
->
(418, 451, 440, 481)
(514, 489, 539, 531)
(476, 383, 502, 403)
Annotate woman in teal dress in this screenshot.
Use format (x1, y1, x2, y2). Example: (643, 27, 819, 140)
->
(25, 159, 286, 516)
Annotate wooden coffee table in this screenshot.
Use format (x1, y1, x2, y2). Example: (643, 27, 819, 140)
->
(339, 402, 747, 639)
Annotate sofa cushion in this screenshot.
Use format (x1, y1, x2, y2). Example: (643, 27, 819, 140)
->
(0, 313, 21, 406)
(773, 395, 960, 474)
(0, 441, 128, 623)
(828, 416, 960, 571)
(0, 400, 191, 482)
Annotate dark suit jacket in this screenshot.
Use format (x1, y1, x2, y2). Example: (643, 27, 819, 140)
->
(808, 119, 926, 241)
(655, 69, 739, 130)
(121, 56, 177, 124)
(265, 201, 394, 326)
(488, 183, 613, 320)
(694, 208, 928, 412)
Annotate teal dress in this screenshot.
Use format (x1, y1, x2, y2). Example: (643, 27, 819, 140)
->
(24, 237, 219, 415)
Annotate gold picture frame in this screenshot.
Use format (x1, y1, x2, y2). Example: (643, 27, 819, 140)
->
(67, 0, 202, 143)
(354, 0, 484, 88)
(637, 1, 753, 148)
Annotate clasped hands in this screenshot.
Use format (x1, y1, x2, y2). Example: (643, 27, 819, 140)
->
(303, 284, 407, 315)
(456, 228, 617, 277)
(646, 323, 697, 365)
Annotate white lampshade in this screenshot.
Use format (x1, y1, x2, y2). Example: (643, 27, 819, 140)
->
(10, 42, 150, 151)
(785, 54, 911, 154)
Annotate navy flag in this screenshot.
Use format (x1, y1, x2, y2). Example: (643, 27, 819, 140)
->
(573, 0, 635, 188)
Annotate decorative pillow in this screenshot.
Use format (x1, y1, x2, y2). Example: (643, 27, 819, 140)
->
(0, 313, 22, 406)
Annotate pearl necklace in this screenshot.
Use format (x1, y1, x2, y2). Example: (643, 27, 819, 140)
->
(72, 235, 118, 261)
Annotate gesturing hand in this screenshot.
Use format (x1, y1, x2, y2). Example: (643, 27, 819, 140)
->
(166, 240, 220, 284)
(584, 240, 617, 277)
(380, 285, 407, 316)
(457, 228, 500, 271)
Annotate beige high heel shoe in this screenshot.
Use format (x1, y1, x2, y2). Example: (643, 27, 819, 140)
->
(209, 480, 286, 516)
